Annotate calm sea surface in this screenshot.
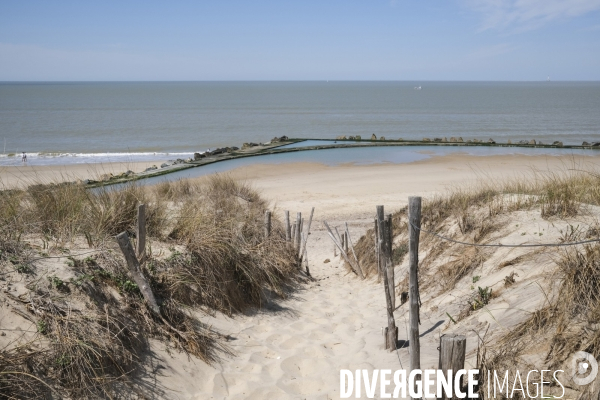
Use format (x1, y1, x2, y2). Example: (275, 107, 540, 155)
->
(0, 81, 599, 165)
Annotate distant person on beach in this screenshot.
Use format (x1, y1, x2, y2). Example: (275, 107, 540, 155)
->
(21, 152, 27, 163)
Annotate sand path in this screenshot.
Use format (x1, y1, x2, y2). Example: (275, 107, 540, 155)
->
(140, 153, 600, 399)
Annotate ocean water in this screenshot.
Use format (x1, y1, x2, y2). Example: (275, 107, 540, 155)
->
(0, 81, 599, 165)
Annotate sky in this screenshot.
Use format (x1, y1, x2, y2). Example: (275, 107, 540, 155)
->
(1, 0, 599, 81)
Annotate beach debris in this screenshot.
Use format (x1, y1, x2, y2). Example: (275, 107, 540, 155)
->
(324, 258, 330, 264)
(552, 141, 564, 147)
(371, 133, 377, 140)
(488, 138, 496, 144)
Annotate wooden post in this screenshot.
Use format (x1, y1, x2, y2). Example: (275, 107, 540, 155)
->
(300, 207, 315, 270)
(323, 221, 361, 277)
(264, 210, 272, 239)
(285, 210, 291, 242)
(408, 197, 422, 377)
(344, 232, 349, 254)
(341, 231, 345, 251)
(375, 218, 381, 280)
(295, 213, 302, 253)
(438, 334, 467, 400)
(136, 203, 146, 260)
(345, 222, 364, 278)
(377, 205, 397, 352)
(116, 232, 160, 317)
(386, 214, 395, 310)
(334, 243, 337, 257)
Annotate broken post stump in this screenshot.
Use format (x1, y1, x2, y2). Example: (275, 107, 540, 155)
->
(438, 334, 467, 400)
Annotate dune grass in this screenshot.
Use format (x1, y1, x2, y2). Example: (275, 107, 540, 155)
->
(0, 174, 299, 398)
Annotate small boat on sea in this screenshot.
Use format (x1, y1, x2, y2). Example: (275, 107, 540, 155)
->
(414, 86, 422, 90)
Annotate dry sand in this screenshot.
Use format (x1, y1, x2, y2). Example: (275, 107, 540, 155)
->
(135, 152, 598, 399)
(0, 160, 166, 188)
(2, 152, 599, 399)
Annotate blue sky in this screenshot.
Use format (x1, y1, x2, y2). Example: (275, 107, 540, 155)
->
(1, 1, 599, 81)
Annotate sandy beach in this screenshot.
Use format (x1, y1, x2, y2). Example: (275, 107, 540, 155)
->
(2, 152, 600, 399)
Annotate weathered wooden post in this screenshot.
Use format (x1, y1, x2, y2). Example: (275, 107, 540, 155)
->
(386, 214, 395, 310)
(300, 207, 315, 267)
(408, 196, 422, 382)
(285, 210, 291, 242)
(341, 231, 345, 252)
(116, 232, 160, 317)
(377, 205, 397, 351)
(375, 218, 381, 280)
(344, 232, 349, 254)
(264, 210, 272, 239)
(136, 203, 146, 260)
(438, 334, 467, 400)
(291, 223, 296, 243)
(295, 212, 302, 253)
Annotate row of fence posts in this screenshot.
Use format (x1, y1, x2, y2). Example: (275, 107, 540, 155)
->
(361, 197, 469, 398)
(271, 208, 314, 276)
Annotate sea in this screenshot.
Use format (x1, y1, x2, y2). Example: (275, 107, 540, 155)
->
(0, 81, 599, 166)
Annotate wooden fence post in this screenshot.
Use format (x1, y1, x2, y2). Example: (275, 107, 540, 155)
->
(300, 207, 315, 269)
(438, 334, 467, 400)
(386, 214, 395, 310)
(375, 218, 381, 280)
(137, 203, 146, 260)
(285, 210, 291, 242)
(116, 232, 160, 317)
(408, 196, 422, 381)
(295, 213, 302, 253)
(377, 205, 397, 351)
(291, 223, 296, 243)
(264, 210, 272, 239)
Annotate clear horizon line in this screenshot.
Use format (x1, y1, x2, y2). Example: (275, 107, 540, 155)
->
(1, 79, 599, 83)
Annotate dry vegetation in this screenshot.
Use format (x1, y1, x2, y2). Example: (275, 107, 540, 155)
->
(352, 166, 600, 398)
(0, 175, 299, 398)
